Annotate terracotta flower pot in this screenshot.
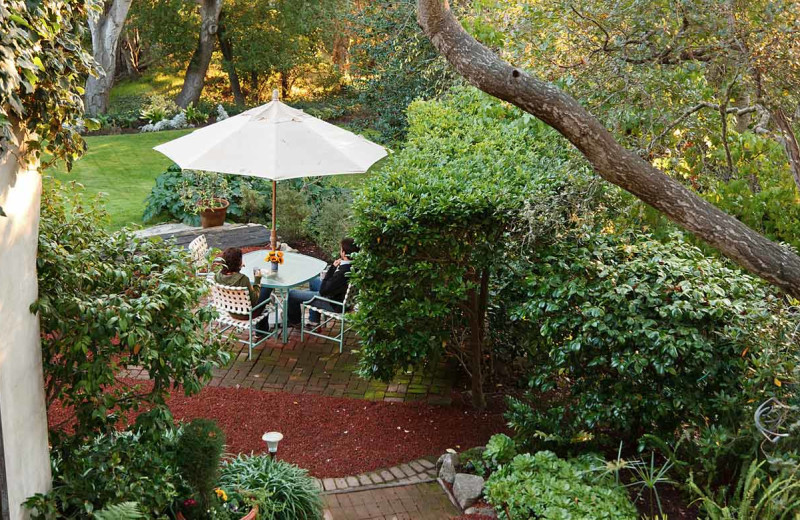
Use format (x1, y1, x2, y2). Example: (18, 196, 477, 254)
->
(199, 198, 230, 228)
(240, 505, 258, 520)
(177, 504, 257, 519)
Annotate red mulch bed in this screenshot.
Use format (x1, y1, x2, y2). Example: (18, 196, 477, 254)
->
(47, 380, 508, 478)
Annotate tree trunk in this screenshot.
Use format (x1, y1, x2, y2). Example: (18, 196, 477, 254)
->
(332, 34, 350, 70)
(773, 109, 800, 194)
(465, 268, 489, 410)
(416, 0, 800, 300)
(84, 0, 134, 116)
(249, 71, 259, 101)
(217, 10, 245, 107)
(116, 28, 142, 80)
(175, 0, 223, 108)
(280, 72, 291, 99)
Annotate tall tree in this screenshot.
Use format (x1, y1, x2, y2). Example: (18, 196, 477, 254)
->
(175, 0, 222, 108)
(416, 0, 800, 299)
(217, 9, 244, 107)
(482, 0, 800, 193)
(84, 0, 134, 116)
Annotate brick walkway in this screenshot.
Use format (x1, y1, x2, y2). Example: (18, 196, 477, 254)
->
(121, 328, 456, 404)
(316, 458, 438, 494)
(323, 482, 460, 520)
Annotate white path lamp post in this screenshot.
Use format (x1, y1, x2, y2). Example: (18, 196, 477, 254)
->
(154, 90, 388, 250)
(262, 431, 284, 458)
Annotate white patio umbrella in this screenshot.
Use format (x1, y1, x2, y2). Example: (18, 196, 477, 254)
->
(154, 90, 387, 249)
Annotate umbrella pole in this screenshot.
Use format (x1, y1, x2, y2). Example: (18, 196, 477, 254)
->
(271, 180, 277, 250)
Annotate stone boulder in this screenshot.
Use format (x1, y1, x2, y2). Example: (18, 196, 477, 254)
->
(436, 452, 460, 484)
(453, 472, 485, 510)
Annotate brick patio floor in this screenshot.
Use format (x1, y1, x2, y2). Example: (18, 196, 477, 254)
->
(122, 328, 457, 405)
(323, 482, 460, 520)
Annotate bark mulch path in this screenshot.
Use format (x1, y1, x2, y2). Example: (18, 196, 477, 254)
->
(47, 380, 509, 478)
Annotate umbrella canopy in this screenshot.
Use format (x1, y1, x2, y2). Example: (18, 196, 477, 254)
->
(154, 91, 388, 248)
(154, 92, 387, 180)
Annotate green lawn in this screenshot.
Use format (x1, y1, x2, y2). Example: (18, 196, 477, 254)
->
(50, 129, 192, 230)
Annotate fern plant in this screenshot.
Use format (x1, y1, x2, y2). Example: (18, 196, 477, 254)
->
(689, 460, 800, 519)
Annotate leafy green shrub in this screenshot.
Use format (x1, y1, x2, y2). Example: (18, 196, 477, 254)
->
(504, 226, 793, 448)
(306, 196, 352, 258)
(183, 103, 210, 126)
(142, 164, 188, 223)
(351, 86, 598, 408)
(37, 180, 228, 439)
(176, 419, 226, 509)
(219, 454, 324, 520)
(239, 186, 270, 224)
(483, 434, 518, 470)
(274, 184, 312, 243)
(143, 165, 271, 225)
(140, 93, 179, 123)
(24, 425, 185, 519)
(484, 451, 637, 519)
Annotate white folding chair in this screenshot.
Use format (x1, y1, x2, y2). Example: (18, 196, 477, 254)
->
(210, 283, 279, 359)
(188, 234, 210, 275)
(300, 284, 356, 353)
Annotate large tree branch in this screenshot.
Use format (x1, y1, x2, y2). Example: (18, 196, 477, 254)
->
(417, 0, 800, 299)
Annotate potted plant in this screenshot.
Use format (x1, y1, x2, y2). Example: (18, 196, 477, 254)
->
(180, 170, 231, 228)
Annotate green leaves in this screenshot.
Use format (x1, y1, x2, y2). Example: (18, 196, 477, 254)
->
(37, 179, 229, 440)
(1, 0, 95, 168)
(504, 225, 795, 455)
(351, 87, 596, 383)
(484, 451, 638, 520)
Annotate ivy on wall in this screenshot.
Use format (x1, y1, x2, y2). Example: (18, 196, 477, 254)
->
(0, 0, 95, 171)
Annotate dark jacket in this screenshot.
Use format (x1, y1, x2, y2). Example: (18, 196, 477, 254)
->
(319, 262, 352, 306)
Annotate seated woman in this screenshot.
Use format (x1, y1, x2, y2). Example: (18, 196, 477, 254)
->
(287, 237, 358, 325)
(215, 247, 272, 336)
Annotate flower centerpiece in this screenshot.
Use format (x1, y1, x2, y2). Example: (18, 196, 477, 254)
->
(264, 250, 284, 273)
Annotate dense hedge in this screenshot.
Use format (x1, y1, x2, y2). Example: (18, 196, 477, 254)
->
(504, 226, 796, 470)
(351, 86, 599, 406)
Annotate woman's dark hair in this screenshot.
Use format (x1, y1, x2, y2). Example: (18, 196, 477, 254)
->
(340, 237, 359, 257)
(221, 247, 243, 274)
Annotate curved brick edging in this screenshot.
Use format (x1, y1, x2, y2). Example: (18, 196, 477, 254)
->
(316, 457, 438, 495)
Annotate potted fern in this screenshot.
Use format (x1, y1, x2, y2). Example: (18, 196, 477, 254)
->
(179, 170, 231, 228)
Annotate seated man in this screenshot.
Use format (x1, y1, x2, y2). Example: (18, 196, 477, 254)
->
(215, 247, 272, 335)
(287, 237, 358, 325)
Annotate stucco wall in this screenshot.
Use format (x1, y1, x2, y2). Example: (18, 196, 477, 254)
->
(0, 134, 51, 519)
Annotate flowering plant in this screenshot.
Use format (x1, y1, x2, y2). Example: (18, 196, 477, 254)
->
(264, 250, 284, 264)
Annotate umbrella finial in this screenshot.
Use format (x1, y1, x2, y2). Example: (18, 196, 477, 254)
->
(272, 89, 279, 102)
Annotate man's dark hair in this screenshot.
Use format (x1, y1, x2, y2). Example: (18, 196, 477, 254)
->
(341, 237, 359, 257)
(221, 247, 243, 273)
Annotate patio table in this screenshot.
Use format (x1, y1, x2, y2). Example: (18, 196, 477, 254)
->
(242, 250, 328, 343)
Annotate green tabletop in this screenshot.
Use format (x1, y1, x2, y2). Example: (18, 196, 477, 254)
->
(242, 250, 328, 289)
